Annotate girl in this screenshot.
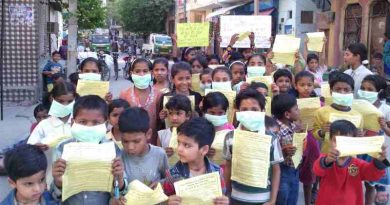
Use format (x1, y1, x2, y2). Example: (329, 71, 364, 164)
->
(152, 58, 171, 94)
(246, 54, 266, 78)
(303, 37, 327, 96)
(229, 61, 246, 91)
(171, 34, 196, 63)
(190, 55, 208, 74)
(200, 68, 213, 93)
(119, 58, 163, 145)
(293, 71, 320, 205)
(27, 82, 77, 187)
(359, 74, 390, 205)
(212, 66, 233, 91)
(106, 99, 130, 149)
(158, 62, 202, 128)
(208, 54, 220, 65)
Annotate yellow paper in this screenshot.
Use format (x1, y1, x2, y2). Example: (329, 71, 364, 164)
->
(163, 96, 195, 128)
(246, 75, 274, 97)
(205, 89, 236, 123)
(321, 82, 332, 106)
(238, 31, 251, 41)
(76, 80, 109, 99)
(168, 128, 179, 166)
(125, 180, 168, 205)
(211, 130, 230, 165)
(177, 23, 210, 47)
(191, 73, 202, 94)
(272, 35, 301, 66)
(265, 97, 272, 116)
(174, 172, 222, 205)
(41, 135, 72, 148)
(352, 99, 382, 132)
(329, 113, 362, 128)
(297, 97, 321, 130)
(231, 130, 271, 188)
(61, 142, 116, 201)
(336, 136, 384, 157)
(292, 132, 306, 168)
(307, 32, 325, 52)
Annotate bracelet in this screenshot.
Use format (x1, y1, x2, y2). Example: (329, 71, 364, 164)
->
(120, 178, 129, 196)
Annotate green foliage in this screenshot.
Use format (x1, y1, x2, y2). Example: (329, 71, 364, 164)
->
(77, 0, 107, 30)
(117, 0, 174, 34)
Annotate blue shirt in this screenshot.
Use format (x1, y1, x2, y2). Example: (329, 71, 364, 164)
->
(43, 60, 63, 84)
(0, 189, 59, 205)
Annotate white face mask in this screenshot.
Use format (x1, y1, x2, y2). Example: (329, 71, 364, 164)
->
(132, 73, 152, 89)
(71, 122, 107, 143)
(49, 100, 74, 118)
(79, 73, 101, 81)
(358, 89, 378, 104)
(236, 111, 265, 134)
(205, 114, 228, 127)
(247, 66, 266, 78)
(212, 81, 232, 91)
(200, 83, 212, 91)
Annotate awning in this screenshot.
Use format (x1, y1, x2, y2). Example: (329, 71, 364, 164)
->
(259, 8, 275, 16)
(206, 4, 246, 19)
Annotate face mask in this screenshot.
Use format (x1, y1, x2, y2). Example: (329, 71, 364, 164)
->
(247, 66, 266, 78)
(232, 81, 244, 92)
(200, 83, 212, 91)
(132, 73, 152, 89)
(358, 89, 378, 104)
(205, 114, 228, 127)
(236, 111, 265, 134)
(212, 81, 232, 91)
(332, 92, 354, 106)
(49, 100, 74, 118)
(71, 122, 107, 143)
(79, 73, 101, 81)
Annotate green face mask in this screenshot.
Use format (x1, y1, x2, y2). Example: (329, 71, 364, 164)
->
(205, 114, 228, 127)
(48, 100, 74, 118)
(247, 66, 266, 78)
(132, 73, 152, 89)
(358, 89, 378, 104)
(71, 122, 107, 143)
(79, 73, 101, 81)
(236, 111, 265, 134)
(332, 92, 354, 107)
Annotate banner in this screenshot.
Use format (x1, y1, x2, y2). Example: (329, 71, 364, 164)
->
(177, 23, 210, 47)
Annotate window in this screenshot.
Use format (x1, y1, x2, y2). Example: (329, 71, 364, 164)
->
(288, 10, 293, 19)
(301, 11, 314, 24)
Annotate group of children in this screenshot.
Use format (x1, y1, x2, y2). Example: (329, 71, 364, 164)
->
(2, 33, 390, 205)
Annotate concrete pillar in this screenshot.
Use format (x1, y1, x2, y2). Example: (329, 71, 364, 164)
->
(66, 0, 77, 77)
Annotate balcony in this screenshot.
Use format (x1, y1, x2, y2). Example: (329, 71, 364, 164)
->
(186, 0, 220, 11)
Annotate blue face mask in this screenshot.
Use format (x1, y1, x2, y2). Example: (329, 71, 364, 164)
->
(200, 83, 212, 92)
(132, 73, 152, 89)
(78, 73, 101, 81)
(205, 114, 228, 127)
(247, 66, 266, 78)
(49, 100, 74, 118)
(212, 81, 232, 91)
(71, 122, 107, 143)
(332, 92, 354, 106)
(236, 111, 265, 134)
(358, 89, 378, 104)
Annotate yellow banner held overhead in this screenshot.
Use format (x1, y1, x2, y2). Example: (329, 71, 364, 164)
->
(177, 22, 210, 48)
(272, 35, 301, 66)
(306, 32, 325, 52)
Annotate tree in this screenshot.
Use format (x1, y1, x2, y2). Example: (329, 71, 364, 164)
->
(76, 0, 107, 30)
(117, 0, 174, 34)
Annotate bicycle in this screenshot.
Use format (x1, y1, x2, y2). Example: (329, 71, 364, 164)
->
(98, 53, 110, 81)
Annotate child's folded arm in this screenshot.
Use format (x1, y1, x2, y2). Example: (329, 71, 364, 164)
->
(360, 159, 387, 181)
(313, 154, 332, 177)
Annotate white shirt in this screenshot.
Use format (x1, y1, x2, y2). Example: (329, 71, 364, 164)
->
(157, 128, 172, 148)
(344, 65, 372, 97)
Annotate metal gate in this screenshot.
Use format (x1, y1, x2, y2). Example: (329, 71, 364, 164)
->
(343, 4, 362, 50)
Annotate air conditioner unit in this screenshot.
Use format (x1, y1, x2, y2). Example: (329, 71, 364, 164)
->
(47, 22, 59, 33)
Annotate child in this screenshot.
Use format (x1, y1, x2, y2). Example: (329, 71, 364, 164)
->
(313, 120, 387, 205)
(384, 33, 390, 78)
(271, 94, 301, 205)
(293, 71, 321, 205)
(312, 71, 363, 154)
(51, 95, 125, 204)
(249, 82, 269, 97)
(208, 54, 221, 65)
(43, 51, 63, 92)
(228, 61, 246, 92)
(106, 99, 130, 149)
(223, 88, 283, 204)
(120, 58, 163, 145)
(152, 58, 171, 94)
(273, 69, 293, 94)
(1, 144, 59, 205)
(246, 54, 266, 77)
(200, 68, 213, 92)
(190, 55, 208, 74)
(157, 95, 192, 158)
(68, 72, 79, 87)
(30, 104, 49, 133)
(203, 92, 234, 131)
(343, 43, 372, 97)
(163, 118, 229, 205)
(369, 53, 384, 75)
(158, 62, 202, 124)
(212, 66, 233, 91)
(119, 107, 169, 185)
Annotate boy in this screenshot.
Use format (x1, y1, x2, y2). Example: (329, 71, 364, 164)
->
(1, 144, 59, 205)
(157, 95, 192, 157)
(312, 72, 363, 153)
(163, 117, 229, 205)
(271, 93, 301, 205)
(223, 88, 284, 205)
(43, 51, 63, 92)
(273, 69, 293, 94)
(119, 107, 169, 184)
(51, 95, 126, 205)
(314, 120, 387, 205)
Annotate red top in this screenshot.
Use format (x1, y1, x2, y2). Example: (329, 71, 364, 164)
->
(314, 154, 385, 205)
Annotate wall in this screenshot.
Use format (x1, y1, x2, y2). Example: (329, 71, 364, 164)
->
(278, 0, 296, 34)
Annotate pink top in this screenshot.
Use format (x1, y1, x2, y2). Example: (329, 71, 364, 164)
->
(218, 123, 235, 131)
(119, 85, 162, 145)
